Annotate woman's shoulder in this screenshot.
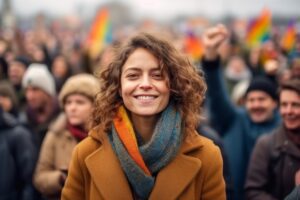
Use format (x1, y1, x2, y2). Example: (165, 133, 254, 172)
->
(183, 130, 221, 156)
(73, 128, 105, 158)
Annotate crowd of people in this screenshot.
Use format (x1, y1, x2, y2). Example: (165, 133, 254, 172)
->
(0, 12, 300, 200)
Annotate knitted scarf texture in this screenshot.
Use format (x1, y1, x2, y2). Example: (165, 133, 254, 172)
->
(109, 103, 182, 199)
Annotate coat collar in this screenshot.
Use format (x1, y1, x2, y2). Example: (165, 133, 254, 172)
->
(274, 125, 300, 158)
(86, 129, 203, 199)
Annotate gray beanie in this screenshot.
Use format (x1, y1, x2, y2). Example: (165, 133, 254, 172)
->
(22, 63, 56, 97)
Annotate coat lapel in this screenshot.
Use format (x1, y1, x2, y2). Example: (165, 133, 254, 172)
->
(85, 135, 133, 200)
(150, 132, 203, 199)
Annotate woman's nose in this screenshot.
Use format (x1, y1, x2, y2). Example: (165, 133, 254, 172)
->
(139, 76, 152, 90)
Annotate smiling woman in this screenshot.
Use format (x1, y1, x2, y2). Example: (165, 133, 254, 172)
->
(61, 32, 226, 200)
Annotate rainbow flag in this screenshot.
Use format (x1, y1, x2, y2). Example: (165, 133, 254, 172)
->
(281, 20, 297, 53)
(246, 8, 272, 48)
(184, 31, 203, 62)
(86, 8, 113, 58)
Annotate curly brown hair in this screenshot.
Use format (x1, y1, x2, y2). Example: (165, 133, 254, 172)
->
(92, 32, 207, 136)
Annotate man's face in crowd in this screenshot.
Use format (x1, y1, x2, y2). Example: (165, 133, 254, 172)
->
(246, 90, 277, 123)
(8, 61, 27, 86)
(280, 89, 300, 131)
(25, 86, 50, 110)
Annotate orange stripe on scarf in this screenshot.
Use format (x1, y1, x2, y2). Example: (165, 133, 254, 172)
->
(113, 106, 151, 176)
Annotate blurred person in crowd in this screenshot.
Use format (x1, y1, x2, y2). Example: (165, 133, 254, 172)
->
(20, 63, 60, 152)
(34, 74, 99, 200)
(246, 47, 263, 76)
(0, 56, 8, 79)
(0, 80, 19, 117)
(278, 68, 292, 84)
(0, 107, 36, 200)
(224, 55, 252, 94)
(25, 42, 51, 68)
(245, 78, 300, 200)
(201, 24, 281, 200)
(291, 57, 300, 79)
(62, 33, 225, 199)
(50, 54, 72, 93)
(8, 56, 31, 107)
(0, 39, 9, 79)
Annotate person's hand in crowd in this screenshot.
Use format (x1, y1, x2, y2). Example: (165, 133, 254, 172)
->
(295, 169, 300, 186)
(202, 24, 229, 61)
(264, 59, 280, 75)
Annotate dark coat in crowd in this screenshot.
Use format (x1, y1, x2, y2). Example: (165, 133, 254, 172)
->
(201, 57, 281, 200)
(0, 108, 36, 200)
(245, 125, 300, 200)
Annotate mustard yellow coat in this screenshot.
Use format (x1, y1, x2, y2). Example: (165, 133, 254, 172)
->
(61, 128, 226, 200)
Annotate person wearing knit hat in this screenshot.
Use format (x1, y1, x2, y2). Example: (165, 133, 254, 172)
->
(33, 74, 100, 200)
(245, 76, 278, 101)
(22, 63, 56, 97)
(245, 76, 278, 123)
(201, 25, 281, 200)
(20, 63, 60, 153)
(245, 78, 300, 199)
(58, 73, 99, 106)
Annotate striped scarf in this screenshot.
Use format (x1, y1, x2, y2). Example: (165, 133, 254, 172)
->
(109, 103, 182, 199)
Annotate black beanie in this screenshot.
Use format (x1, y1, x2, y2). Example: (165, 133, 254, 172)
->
(245, 76, 278, 100)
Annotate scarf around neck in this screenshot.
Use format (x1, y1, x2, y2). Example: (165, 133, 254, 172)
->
(67, 123, 88, 141)
(109, 103, 182, 199)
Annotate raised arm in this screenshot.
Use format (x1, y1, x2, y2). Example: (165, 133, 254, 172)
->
(201, 24, 239, 134)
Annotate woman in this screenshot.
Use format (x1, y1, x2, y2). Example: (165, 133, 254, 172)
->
(62, 33, 225, 200)
(33, 74, 100, 200)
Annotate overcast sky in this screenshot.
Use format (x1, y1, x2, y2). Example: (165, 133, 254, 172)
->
(3, 0, 300, 20)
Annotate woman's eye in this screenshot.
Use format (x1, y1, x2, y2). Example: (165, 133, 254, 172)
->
(126, 74, 138, 79)
(152, 73, 163, 79)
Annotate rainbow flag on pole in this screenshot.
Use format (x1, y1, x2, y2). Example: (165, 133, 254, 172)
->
(86, 8, 112, 58)
(281, 20, 297, 53)
(246, 8, 272, 48)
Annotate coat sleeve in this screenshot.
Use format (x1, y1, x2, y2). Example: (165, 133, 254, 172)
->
(201, 57, 239, 135)
(61, 145, 86, 200)
(33, 131, 63, 196)
(245, 135, 278, 200)
(201, 144, 226, 200)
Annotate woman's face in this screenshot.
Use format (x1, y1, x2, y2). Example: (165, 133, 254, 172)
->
(120, 48, 170, 119)
(64, 94, 93, 127)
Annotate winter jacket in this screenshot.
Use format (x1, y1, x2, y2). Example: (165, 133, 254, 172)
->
(201, 57, 281, 200)
(61, 128, 226, 200)
(0, 109, 36, 200)
(33, 114, 78, 200)
(245, 126, 300, 200)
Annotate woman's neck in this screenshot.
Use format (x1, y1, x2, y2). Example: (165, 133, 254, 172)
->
(130, 114, 159, 143)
